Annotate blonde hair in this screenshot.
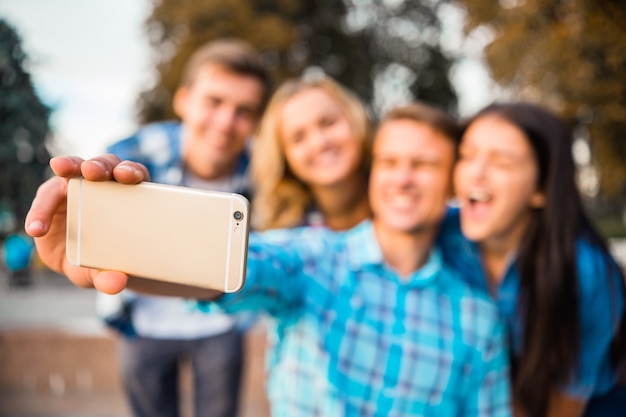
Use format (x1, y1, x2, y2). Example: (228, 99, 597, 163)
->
(251, 75, 371, 231)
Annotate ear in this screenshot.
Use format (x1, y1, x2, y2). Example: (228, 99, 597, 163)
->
(173, 87, 189, 118)
(529, 190, 546, 208)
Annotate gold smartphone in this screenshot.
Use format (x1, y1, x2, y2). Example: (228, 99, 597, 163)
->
(66, 178, 249, 295)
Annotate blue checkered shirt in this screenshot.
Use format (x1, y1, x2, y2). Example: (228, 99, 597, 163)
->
(198, 221, 511, 417)
(107, 121, 250, 195)
(102, 121, 251, 338)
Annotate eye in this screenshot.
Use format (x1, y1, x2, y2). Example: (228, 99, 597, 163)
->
(457, 147, 475, 162)
(412, 159, 439, 169)
(372, 156, 395, 169)
(206, 96, 221, 108)
(286, 131, 305, 145)
(491, 155, 517, 169)
(320, 115, 338, 127)
(236, 106, 256, 121)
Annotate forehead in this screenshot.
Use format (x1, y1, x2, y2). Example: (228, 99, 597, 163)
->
(283, 87, 339, 116)
(281, 88, 341, 122)
(190, 64, 264, 104)
(462, 115, 533, 154)
(373, 119, 454, 159)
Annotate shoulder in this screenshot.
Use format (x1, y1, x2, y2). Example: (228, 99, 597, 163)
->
(438, 266, 504, 341)
(438, 266, 495, 311)
(575, 236, 622, 296)
(250, 226, 339, 253)
(576, 238, 624, 326)
(435, 209, 487, 289)
(107, 121, 182, 160)
(435, 207, 471, 259)
(438, 205, 462, 235)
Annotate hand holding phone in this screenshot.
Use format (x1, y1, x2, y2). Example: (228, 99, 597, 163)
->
(66, 178, 249, 296)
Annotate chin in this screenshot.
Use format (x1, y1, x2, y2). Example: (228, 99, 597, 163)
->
(384, 218, 425, 234)
(459, 225, 487, 242)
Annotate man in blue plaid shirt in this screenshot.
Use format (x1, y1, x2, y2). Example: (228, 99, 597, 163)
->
(27, 102, 511, 416)
(90, 39, 271, 417)
(195, 103, 511, 416)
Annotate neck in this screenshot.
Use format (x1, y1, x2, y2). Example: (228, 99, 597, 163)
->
(310, 177, 371, 231)
(373, 220, 436, 279)
(480, 209, 532, 289)
(184, 163, 232, 184)
(479, 224, 527, 288)
(185, 158, 233, 181)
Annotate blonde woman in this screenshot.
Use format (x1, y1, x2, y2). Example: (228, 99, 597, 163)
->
(250, 74, 372, 231)
(246, 74, 373, 414)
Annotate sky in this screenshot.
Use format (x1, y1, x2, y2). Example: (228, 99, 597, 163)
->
(0, 0, 153, 158)
(0, 0, 494, 159)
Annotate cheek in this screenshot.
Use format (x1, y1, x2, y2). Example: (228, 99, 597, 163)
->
(368, 168, 386, 193)
(182, 107, 204, 127)
(498, 171, 539, 209)
(424, 168, 452, 193)
(342, 141, 364, 171)
(235, 119, 256, 138)
(283, 145, 309, 175)
(452, 164, 467, 194)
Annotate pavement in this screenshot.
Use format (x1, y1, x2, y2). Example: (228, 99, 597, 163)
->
(0, 267, 270, 417)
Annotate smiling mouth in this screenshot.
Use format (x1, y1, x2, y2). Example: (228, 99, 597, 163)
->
(313, 150, 341, 167)
(468, 190, 491, 204)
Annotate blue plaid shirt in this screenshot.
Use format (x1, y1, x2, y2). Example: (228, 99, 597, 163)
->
(198, 221, 511, 417)
(103, 121, 251, 338)
(107, 121, 250, 195)
(437, 208, 625, 400)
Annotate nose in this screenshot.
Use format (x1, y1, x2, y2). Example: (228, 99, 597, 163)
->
(212, 106, 237, 133)
(392, 164, 414, 187)
(465, 156, 488, 180)
(309, 127, 332, 152)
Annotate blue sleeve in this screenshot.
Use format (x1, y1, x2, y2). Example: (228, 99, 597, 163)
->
(461, 299, 512, 417)
(107, 135, 141, 159)
(106, 122, 182, 169)
(564, 239, 624, 399)
(196, 228, 329, 318)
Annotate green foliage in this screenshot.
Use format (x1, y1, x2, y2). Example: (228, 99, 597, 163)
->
(0, 19, 51, 232)
(592, 212, 626, 239)
(136, 0, 458, 123)
(459, 0, 626, 204)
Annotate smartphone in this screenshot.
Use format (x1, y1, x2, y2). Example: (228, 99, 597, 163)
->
(66, 178, 249, 295)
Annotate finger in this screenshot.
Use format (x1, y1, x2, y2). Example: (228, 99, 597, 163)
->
(49, 156, 85, 177)
(113, 160, 151, 184)
(81, 154, 122, 181)
(92, 270, 129, 294)
(24, 176, 68, 237)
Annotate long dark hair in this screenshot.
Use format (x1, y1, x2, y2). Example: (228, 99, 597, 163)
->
(465, 102, 626, 416)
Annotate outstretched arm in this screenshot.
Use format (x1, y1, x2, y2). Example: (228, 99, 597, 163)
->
(24, 155, 149, 294)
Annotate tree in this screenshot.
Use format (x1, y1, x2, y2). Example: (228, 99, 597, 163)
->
(458, 0, 626, 204)
(136, 0, 458, 123)
(0, 19, 51, 235)
(343, 0, 459, 115)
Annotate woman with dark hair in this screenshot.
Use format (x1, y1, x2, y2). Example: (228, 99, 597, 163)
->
(440, 102, 626, 416)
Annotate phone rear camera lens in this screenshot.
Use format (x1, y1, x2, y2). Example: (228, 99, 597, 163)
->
(234, 211, 243, 221)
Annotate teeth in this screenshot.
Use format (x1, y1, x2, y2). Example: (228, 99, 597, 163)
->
(314, 150, 339, 167)
(468, 190, 491, 203)
(388, 194, 416, 208)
